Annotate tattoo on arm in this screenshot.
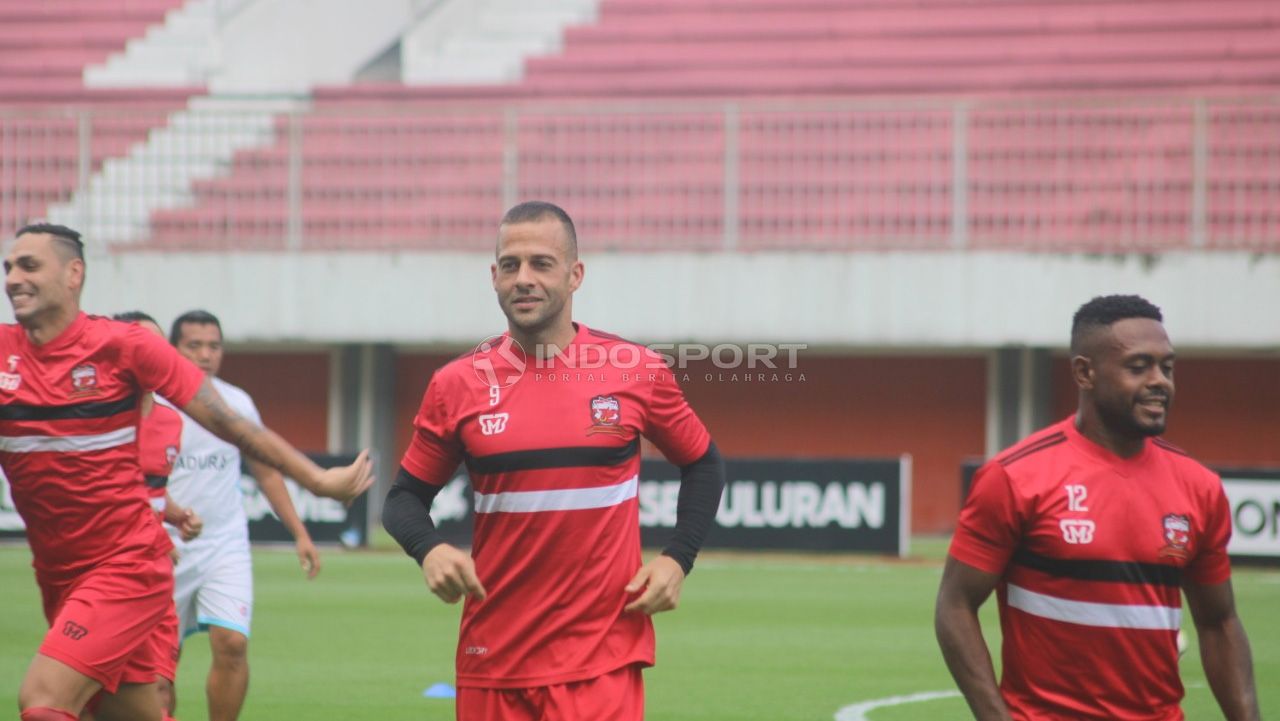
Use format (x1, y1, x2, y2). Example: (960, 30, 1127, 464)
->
(188, 381, 275, 468)
(192, 383, 245, 439)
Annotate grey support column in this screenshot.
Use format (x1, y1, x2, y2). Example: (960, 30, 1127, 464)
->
(986, 347, 1053, 458)
(330, 343, 398, 537)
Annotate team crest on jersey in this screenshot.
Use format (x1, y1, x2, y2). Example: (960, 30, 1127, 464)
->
(165, 445, 179, 466)
(478, 412, 509, 436)
(1158, 513, 1192, 560)
(70, 364, 100, 396)
(1059, 519, 1096, 544)
(586, 395, 626, 436)
(0, 354, 20, 391)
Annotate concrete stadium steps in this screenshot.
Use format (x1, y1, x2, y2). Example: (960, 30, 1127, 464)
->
(0, 0, 182, 88)
(45, 96, 305, 244)
(0, 91, 199, 233)
(402, 0, 599, 84)
(85, 0, 222, 88)
(0, 0, 205, 230)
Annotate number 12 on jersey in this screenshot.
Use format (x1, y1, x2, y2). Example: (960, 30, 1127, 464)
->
(1065, 484, 1089, 512)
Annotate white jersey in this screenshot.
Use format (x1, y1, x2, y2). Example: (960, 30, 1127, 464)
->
(166, 376, 260, 544)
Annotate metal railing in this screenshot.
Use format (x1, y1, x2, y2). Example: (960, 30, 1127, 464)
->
(2, 94, 1278, 253)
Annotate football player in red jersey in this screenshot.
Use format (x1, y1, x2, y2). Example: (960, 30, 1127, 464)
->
(113, 311, 202, 547)
(3, 224, 374, 721)
(935, 295, 1259, 721)
(383, 202, 725, 721)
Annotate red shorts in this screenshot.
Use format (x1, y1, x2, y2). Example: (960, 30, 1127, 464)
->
(148, 603, 180, 683)
(37, 554, 177, 693)
(457, 663, 644, 721)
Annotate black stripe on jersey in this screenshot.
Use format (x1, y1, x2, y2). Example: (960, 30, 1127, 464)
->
(997, 432, 1067, 468)
(466, 437, 640, 475)
(0, 394, 138, 421)
(1012, 548, 1182, 587)
(1153, 438, 1191, 457)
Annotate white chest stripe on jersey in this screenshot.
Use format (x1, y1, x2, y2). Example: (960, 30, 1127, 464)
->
(474, 475, 639, 514)
(1007, 583, 1181, 630)
(0, 426, 137, 453)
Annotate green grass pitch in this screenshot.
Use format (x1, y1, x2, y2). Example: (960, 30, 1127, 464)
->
(1, 539, 1275, 720)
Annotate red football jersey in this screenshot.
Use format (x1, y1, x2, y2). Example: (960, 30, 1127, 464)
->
(950, 417, 1232, 721)
(402, 324, 711, 689)
(0, 313, 205, 578)
(138, 402, 183, 501)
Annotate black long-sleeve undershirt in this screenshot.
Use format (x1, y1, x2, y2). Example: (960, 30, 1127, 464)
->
(381, 466, 446, 566)
(661, 441, 725, 575)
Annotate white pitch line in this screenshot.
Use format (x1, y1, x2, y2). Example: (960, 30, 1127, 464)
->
(835, 685, 1208, 720)
(834, 690, 962, 721)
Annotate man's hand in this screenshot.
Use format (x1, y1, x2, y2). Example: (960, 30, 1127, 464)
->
(164, 500, 203, 542)
(175, 508, 202, 541)
(624, 555, 685, 615)
(311, 449, 375, 504)
(297, 537, 321, 580)
(422, 544, 486, 604)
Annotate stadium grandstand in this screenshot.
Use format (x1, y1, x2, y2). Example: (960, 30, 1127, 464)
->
(2, 0, 1278, 543)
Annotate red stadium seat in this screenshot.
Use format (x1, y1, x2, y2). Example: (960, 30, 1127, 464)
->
(123, 0, 1280, 252)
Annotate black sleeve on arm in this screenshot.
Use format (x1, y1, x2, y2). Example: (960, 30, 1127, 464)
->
(381, 465, 447, 566)
(661, 441, 726, 576)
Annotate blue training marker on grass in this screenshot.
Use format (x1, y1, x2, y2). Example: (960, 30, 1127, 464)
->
(423, 683, 457, 699)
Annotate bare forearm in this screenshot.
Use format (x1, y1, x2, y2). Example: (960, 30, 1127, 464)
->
(162, 492, 185, 525)
(1199, 619, 1261, 721)
(184, 381, 324, 490)
(936, 606, 1011, 721)
(254, 467, 312, 542)
(232, 420, 322, 486)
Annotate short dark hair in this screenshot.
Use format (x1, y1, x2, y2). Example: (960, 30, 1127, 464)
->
(170, 309, 222, 345)
(16, 222, 84, 262)
(113, 310, 159, 326)
(499, 201, 578, 260)
(1070, 295, 1163, 354)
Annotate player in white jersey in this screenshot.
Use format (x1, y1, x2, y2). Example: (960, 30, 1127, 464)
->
(160, 310, 321, 721)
